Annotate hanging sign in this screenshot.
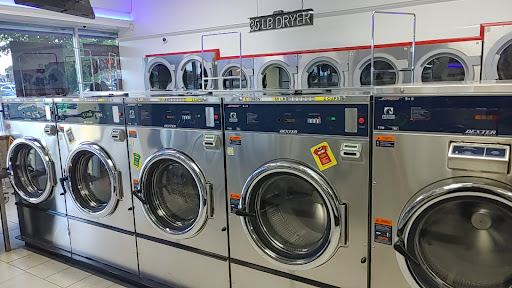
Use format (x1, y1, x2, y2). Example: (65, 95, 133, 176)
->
(250, 9, 314, 32)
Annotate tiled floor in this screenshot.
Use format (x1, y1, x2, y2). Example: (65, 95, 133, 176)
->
(0, 186, 135, 288)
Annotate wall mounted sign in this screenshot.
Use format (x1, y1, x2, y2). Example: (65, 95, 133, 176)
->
(250, 9, 314, 32)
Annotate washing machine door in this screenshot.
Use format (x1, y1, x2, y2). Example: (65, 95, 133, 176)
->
(65, 142, 121, 219)
(134, 149, 212, 239)
(236, 160, 346, 270)
(6, 137, 56, 204)
(394, 178, 512, 288)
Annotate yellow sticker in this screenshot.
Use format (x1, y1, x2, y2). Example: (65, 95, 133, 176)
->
(227, 147, 234, 156)
(65, 128, 76, 144)
(8, 137, 14, 147)
(310, 142, 338, 171)
(132, 152, 142, 170)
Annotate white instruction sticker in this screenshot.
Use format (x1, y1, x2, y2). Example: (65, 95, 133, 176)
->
(45, 105, 51, 121)
(112, 106, 120, 123)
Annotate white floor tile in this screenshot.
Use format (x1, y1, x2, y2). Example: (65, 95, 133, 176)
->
(27, 259, 70, 279)
(0, 261, 24, 282)
(0, 248, 32, 263)
(0, 272, 60, 288)
(46, 267, 91, 287)
(9, 253, 50, 270)
(68, 275, 114, 288)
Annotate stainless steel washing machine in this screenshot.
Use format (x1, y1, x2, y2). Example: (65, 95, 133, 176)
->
(372, 84, 512, 288)
(225, 93, 370, 288)
(414, 41, 482, 83)
(3, 98, 70, 254)
(349, 46, 412, 87)
(217, 58, 254, 90)
(298, 52, 349, 89)
(482, 24, 512, 81)
(55, 97, 138, 274)
(176, 52, 217, 90)
(254, 55, 298, 90)
(126, 96, 229, 287)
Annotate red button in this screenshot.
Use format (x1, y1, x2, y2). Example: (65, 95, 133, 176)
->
(119, 113, 123, 117)
(359, 118, 365, 124)
(214, 115, 219, 120)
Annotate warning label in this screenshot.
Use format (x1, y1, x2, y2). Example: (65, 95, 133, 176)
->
(132, 152, 142, 170)
(230, 194, 241, 213)
(374, 218, 393, 245)
(128, 130, 138, 138)
(376, 136, 395, 148)
(229, 136, 242, 145)
(65, 128, 75, 144)
(310, 142, 338, 171)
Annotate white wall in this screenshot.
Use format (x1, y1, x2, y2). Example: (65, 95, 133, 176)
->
(118, 0, 512, 91)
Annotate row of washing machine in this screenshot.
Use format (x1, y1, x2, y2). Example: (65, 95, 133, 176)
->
(144, 24, 512, 92)
(4, 84, 512, 288)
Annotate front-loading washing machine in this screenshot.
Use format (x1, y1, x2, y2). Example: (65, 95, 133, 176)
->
(126, 96, 229, 287)
(298, 51, 349, 89)
(349, 46, 412, 87)
(55, 97, 138, 275)
(254, 55, 298, 90)
(216, 57, 254, 90)
(482, 23, 512, 81)
(372, 84, 512, 288)
(3, 98, 70, 254)
(413, 41, 482, 84)
(225, 93, 370, 288)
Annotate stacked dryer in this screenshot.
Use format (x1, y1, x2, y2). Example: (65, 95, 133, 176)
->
(482, 23, 512, 81)
(298, 51, 349, 89)
(217, 58, 254, 90)
(254, 55, 298, 90)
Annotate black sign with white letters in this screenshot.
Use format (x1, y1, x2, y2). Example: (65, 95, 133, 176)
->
(250, 9, 314, 32)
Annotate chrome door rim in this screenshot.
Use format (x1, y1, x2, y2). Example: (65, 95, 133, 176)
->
(239, 160, 342, 270)
(7, 137, 56, 204)
(396, 178, 512, 288)
(138, 149, 209, 239)
(65, 142, 120, 219)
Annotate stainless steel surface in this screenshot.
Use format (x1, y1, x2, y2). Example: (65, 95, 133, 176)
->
(0, 179, 10, 251)
(297, 52, 349, 89)
(482, 24, 512, 81)
(254, 55, 298, 90)
(373, 83, 512, 95)
(226, 97, 369, 288)
(126, 97, 229, 287)
(447, 142, 510, 174)
(372, 94, 512, 288)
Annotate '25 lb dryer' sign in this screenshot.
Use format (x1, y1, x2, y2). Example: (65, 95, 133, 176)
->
(250, 9, 314, 32)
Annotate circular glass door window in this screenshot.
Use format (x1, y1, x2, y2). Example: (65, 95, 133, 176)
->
(308, 63, 340, 88)
(360, 60, 397, 86)
(246, 172, 330, 262)
(497, 43, 512, 80)
(10, 143, 49, 201)
(149, 64, 172, 90)
(69, 151, 112, 214)
(262, 65, 290, 89)
(223, 67, 247, 89)
(421, 56, 466, 82)
(182, 60, 209, 90)
(143, 158, 201, 234)
(405, 196, 512, 288)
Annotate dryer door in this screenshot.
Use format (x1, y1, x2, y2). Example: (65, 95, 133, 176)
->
(65, 142, 121, 219)
(394, 178, 512, 288)
(135, 149, 211, 239)
(236, 160, 345, 270)
(7, 137, 56, 204)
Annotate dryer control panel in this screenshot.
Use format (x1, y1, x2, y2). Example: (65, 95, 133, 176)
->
(224, 104, 368, 136)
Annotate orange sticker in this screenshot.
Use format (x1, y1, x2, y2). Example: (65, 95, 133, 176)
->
(229, 136, 242, 145)
(133, 179, 139, 184)
(376, 136, 395, 142)
(375, 218, 393, 226)
(230, 194, 241, 200)
(229, 136, 242, 141)
(8, 137, 14, 147)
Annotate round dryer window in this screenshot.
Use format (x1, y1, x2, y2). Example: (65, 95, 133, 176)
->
(262, 65, 291, 89)
(149, 64, 173, 90)
(138, 150, 209, 238)
(7, 138, 55, 204)
(421, 55, 466, 82)
(497, 42, 512, 80)
(66, 143, 120, 218)
(396, 180, 512, 288)
(222, 67, 248, 89)
(182, 61, 209, 90)
(238, 161, 343, 269)
(307, 63, 341, 88)
(360, 60, 397, 86)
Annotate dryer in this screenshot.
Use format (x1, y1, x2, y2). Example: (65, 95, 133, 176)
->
(225, 93, 370, 288)
(482, 24, 512, 81)
(349, 46, 412, 87)
(254, 55, 298, 90)
(126, 96, 229, 287)
(414, 41, 482, 83)
(144, 56, 179, 91)
(3, 98, 70, 254)
(372, 84, 512, 288)
(216, 58, 254, 90)
(176, 52, 217, 90)
(298, 52, 349, 89)
(55, 97, 138, 275)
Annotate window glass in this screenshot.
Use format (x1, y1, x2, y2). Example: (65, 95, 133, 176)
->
(307, 63, 340, 88)
(360, 60, 397, 86)
(262, 65, 290, 89)
(149, 64, 172, 90)
(421, 56, 466, 82)
(79, 35, 121, 92)
(12, 144, 47, 197)
(223, 67, 247, 89)
(182, 60, 208, 90)
(497, 43, 512, 80)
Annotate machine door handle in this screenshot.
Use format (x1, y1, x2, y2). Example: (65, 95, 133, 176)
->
(59, 176, 68, 195)
(206, 182, 214, 219)
(132, 189, 147, 205)
(235, 209, 256, 218)
(393, 238, 419, 265)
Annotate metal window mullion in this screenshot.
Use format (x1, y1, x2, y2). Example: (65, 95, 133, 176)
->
(73, 28, 84, 96)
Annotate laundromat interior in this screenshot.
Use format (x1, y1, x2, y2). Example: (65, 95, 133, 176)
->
(0, 0, 511, 287)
